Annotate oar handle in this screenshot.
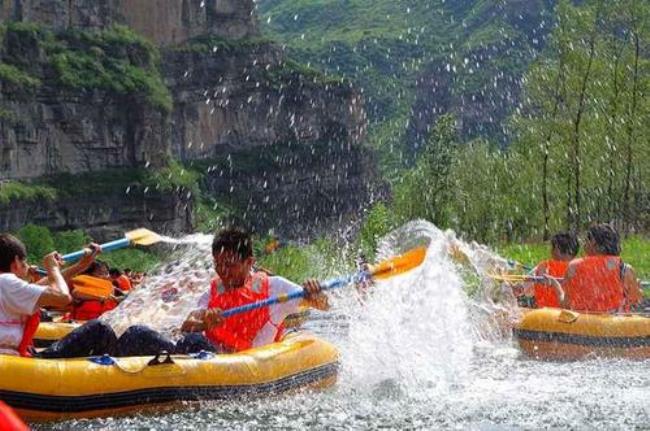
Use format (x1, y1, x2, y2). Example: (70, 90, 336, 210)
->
(36, 237, 132, 275)
(221, 271, 370, 318)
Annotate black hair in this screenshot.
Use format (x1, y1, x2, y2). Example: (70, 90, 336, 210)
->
(83, 260, 109, 275)
(109, 268, 122, 277)
(212, 227, 253, 260)
(0, 234, 27, 272)
(551, 232, 579, 257)
(586, 223, 621, 255)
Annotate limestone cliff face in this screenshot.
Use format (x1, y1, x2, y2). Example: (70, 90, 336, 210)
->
(0, 1, 373, 238)
(0, 0, 257, 44)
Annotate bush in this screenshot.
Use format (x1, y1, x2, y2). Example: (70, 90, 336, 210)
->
(16, 224, 55, 264)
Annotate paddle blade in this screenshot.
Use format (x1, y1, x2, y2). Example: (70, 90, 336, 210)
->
(125, 228, 162, 246)
(369, 246, 427, 280)
(71, 275, 114, 300)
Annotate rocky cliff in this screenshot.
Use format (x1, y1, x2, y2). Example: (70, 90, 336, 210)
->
(0, 0, 257, 44)
(0, 0, 373, 239)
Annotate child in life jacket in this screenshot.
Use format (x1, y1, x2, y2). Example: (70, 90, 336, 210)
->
(114, 227, 330, 356)
(513, 232, 578, 308)
(545, 223, 642, 312)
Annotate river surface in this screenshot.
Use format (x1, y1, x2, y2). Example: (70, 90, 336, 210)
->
(36, 222, 650, 430)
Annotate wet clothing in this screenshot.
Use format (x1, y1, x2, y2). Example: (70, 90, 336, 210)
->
(564, 256, 625, 312)
(198, 274, 303, 351)
(113, 325, 223, 357)
(0, 273, 46, 356)
(204, 272, 283, 352)
(532, 260, 569, 308)
(37, 320, 117, 359)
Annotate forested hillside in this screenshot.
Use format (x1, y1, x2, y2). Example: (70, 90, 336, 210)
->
(258, 0, 554, 169)
(259, 0, 650, 246)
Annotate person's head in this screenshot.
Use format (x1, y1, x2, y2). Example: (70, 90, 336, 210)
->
(124, 268, 132, 276)
(212, 227, 254, 289)
(550, 232, 579, 260)
(0, 233, 29, 277)
(585, 223, 621, 256)
(109, 268, 122, 279)
(84, 261, 110, 279)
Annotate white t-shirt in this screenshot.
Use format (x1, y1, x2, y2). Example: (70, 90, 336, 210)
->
(197, 276, 303, 348)
(0, 273, 46, 356)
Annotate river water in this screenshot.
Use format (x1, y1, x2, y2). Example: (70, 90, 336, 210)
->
(39, 222, 650, 430)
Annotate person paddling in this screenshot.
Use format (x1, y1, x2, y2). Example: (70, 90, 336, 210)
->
(0, 234, 116, 358)
(515, 232, 578, 308)
(115, 227, 330, 356)
(546, 224, 642, 312)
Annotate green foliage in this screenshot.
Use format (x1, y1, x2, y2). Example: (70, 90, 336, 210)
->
(258, 237, 353, 282)
(358, 202, 398, 258)
(393, 114, 460, 226)
(16, 224, 55, 264)
(1, 23, 171, 112)
(0, 181, 57, 205)
(0, 63, 41, 88)
(182, 35, 273, 53)
(53, 230, 90, 255)
(99, 248, 160, 273)
(195, 197, 235, 234)
(144, 159, 200, 196)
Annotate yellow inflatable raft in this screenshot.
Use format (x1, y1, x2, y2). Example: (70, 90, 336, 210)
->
(33, 322, 80, 348)
(515, 308, 650, 360)
(0, 333, 338, 422)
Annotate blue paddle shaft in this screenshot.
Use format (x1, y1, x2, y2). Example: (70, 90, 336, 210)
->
(221, 272, 368, 318)
(35, 237, 131, 275)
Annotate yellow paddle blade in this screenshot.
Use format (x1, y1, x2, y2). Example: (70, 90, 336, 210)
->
(71, 275, 114, 299)
(369, 246, 427, 280)
(124, 228, 162, 246)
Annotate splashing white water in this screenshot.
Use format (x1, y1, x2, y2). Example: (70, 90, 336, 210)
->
(339, 221, 473, 393)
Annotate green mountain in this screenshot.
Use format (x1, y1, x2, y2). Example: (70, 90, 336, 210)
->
(257, 0, 555, 169)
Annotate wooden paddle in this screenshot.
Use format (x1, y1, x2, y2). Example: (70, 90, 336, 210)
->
(36, 228, 161, 275)
(221, 246, 428, 318)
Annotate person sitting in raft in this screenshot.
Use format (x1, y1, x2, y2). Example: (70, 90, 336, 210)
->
(546, 223, 643, 313)
(514, 232, 579, 308)
(0, 234, 117, 358)
(67, 261, 126, 321)
(110, 267, 133, 292)
(115, 227, 330, 356)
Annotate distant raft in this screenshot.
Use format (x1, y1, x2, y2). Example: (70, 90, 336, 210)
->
(515, 308, 650, 360)
(0, 333, 339, 422)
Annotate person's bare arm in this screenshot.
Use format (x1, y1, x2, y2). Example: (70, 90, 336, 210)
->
(36, 252, 72, 308)
(61, 243, 101, 283)
(623, 266, 643, 308)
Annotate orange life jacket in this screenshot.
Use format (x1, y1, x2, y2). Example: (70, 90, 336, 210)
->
(204, 272, 284, 352)
(115, 274, 132, 292)
(71, 299, 117, 321)
(564, 255, 625, 312)
(533, 259, 568, 308)
(16, 312, 40, 357)
(0, 401, 29, 431)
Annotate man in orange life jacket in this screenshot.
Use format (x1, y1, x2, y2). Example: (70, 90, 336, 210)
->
(0, 234, 117, 358)
(546, 223, 642, 312)
(115, 227, 330, 356)
(514, 232, 578, 308)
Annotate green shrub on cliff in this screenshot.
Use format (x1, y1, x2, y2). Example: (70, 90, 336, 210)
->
(1, 23, 172, 112)
(0, 63, 41, 88)
(0, 181, 57, 204)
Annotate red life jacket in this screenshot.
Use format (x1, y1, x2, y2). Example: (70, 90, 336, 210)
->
(533, 259, 569, 308)
(16, 312, 40, 357)
(204, 272, 284, 352)
(564, 256, 625, 312)
(0, 401, 29, 431)
(71, 299, 117, 321)
(115, 275, 132, 292)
